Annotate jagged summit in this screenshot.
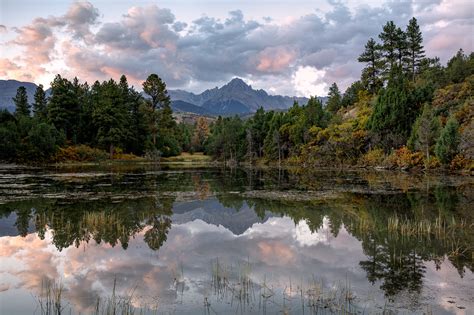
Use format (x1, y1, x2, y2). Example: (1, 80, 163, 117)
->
(169, 77, 312, 115)
(223, 77, 251, 90)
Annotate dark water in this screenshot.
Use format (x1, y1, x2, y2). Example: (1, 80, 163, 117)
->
(0, 164, 473, 314)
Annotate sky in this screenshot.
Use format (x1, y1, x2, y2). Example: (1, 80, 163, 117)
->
(0, 0, 473, 96)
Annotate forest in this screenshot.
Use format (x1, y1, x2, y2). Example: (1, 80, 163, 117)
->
(0, 17, 473, 171)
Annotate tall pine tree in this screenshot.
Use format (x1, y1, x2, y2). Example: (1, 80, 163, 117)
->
(32, 84, 48, 121)
(358, 38, 383, 93)
(406, 17, 425, 81)
(142, 74, 171, 146)
(13, 86, 30, 117)
(326, 83, 342, 114)
(379, 21, 399, 77)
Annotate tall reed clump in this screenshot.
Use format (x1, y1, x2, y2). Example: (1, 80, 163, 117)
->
(387, 214, 473, 258)
(37, 278, 64, 315)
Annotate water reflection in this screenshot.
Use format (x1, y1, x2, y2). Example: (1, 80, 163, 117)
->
(0, 167, 472, 314)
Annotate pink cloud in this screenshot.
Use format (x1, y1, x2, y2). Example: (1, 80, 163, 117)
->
(257, 47, 296, 73)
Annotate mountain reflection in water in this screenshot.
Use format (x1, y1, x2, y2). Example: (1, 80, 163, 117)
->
(0, 166, 472, 314)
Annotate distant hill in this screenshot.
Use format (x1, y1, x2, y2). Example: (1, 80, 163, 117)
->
(0, 80, 40, 112)
(169, 78, 319, 115)
(171, 100, 214, 116)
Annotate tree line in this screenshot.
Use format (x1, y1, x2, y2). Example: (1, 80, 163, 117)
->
(203, 18, 473, 170)
(1, 17, 473, 169)
(0, 74, 196, 162)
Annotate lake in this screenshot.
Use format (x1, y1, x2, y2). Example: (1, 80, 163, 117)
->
(0, 164, 472, 314)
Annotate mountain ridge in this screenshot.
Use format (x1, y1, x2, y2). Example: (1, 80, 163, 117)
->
(169, 78, 315, 115)
(0, 78, 324, 116)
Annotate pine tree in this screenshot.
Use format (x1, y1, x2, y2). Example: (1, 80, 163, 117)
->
(406, 17, 425, 81)
(358, 38, 383, 93)
(395, 27, 408, 69)
(368, 69, 416, 150)
(379, 21, 399, 76)
(408, 104, 440, 162)
(92, 79, 130, 157)
(13, 86, 30, 117)
(142, 74, 170, 110)
(32, 84, 48, 121)
(142, 74, 171, 146)
(445, 49, 474, 83)
(341, 81, 364, 107)
(305, 97, 326, 128)
(48, 75, 81, 142)
(118, 75, 147, 154)
(435, 117, 460, 164)
(326, 83, 342, 114)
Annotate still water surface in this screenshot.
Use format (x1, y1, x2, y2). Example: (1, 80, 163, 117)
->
(0, 164, 472, 314)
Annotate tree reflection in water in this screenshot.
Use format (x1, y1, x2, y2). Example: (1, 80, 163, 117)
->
(0, 167, 472, 305)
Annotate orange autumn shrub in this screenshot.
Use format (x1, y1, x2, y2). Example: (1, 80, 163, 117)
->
(55, 145, 108, 162)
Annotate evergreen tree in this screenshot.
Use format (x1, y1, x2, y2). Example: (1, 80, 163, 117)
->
(408, 104, 440, 162)
(435, 117, 460, 164)
(13, 86, 30, 117)
(142, 74, 171, 146)
(119, 76, 147, 155)
(405, 17, 425, 81)
(395, 27, 408, 69)
(326, 83, 342, 114)
(91, 79, 130, 157)
(32, 84, 48, 121)
(379, 21, 399, 76)
(143, 74, 170, 110)
(156, 103, 180, 157)
(358, 38, 383, 93)
(417, 57, 445, 86)
(445, 49, 474, 83)
(305, 97, 326, 128)
(341, 81, 364, 107)
(48, 75, 81, 142)
(368, 68, 416, 150)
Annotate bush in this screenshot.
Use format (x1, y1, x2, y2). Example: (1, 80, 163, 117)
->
(360, 148, 385, 167)
(450, 154, 472, 171)
(387, 146, 424, 169)
(426, 156, 441, 169)
(55, 145, 108, 162)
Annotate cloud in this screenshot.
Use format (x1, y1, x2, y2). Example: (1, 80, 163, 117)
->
(0, 25, 6, 33)
(256, 47, 296, 73)
(0, 58, 33, 81)
(63, 1, 99, 41)
(292, 66, 328, 97)
(1, 0, 473, 96)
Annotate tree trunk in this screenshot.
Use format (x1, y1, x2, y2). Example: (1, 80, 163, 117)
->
(110, 144, 114, 159)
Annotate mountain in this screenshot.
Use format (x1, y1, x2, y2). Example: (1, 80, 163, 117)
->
(0, 80, 40, 112)
(169, 78, 314, 115)
(171, 199, 274, 235)
(0, 78, 323, 116)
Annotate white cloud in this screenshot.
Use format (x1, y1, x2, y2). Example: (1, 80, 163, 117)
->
(292, 66, 328, 96)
